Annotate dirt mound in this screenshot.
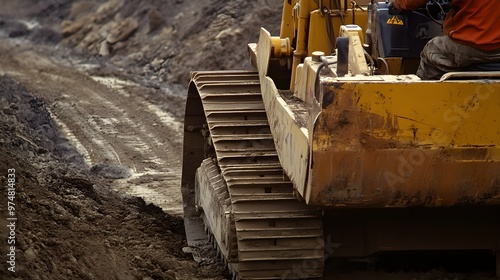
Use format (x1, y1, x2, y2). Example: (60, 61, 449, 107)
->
(60, 0, 282, 88)
(0, 76, 84, 166)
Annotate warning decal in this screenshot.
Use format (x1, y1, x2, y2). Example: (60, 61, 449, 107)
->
(387, 16, 404, 25)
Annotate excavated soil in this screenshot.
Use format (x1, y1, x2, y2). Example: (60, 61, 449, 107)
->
(0, 75, 223, 279)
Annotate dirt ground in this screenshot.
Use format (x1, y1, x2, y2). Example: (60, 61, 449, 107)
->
(0, 0, 282, 279)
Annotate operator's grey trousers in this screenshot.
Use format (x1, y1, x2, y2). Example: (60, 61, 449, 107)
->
(417, 36, 500, 80)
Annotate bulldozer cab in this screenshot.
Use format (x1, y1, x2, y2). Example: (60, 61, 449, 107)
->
(268, 0, 479, 82)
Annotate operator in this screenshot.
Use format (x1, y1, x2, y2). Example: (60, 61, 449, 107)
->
(390, 0, 500, 80)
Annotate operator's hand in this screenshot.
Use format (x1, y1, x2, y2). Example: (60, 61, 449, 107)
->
(388, 0, 403, 15)
(388, 0, 411, 15)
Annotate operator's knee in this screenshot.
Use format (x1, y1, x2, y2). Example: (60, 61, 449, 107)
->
(415, 36, 461, 80)
(416, 38, 445, 80)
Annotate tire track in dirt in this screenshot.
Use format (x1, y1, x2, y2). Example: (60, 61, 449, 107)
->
(0, 40, 184, 215)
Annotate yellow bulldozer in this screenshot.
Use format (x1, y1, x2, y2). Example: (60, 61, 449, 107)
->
(181, 0, 500, 279)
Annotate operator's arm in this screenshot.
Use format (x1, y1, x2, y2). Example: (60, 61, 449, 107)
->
(393, 0, 429, 11)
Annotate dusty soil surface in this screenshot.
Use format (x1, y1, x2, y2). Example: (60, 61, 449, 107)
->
(0, 41, 185, 215)
(0, 74, 224, 279)
(0, 0, 282, 279)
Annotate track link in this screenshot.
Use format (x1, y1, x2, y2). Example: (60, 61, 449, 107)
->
(186, 71, 324, 279)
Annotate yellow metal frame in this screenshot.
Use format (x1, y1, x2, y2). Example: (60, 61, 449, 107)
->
(278, 0, 369, 90)
(307, 79, 500, 207)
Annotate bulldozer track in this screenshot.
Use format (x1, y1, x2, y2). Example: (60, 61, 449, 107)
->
(185, 70, 324, 279)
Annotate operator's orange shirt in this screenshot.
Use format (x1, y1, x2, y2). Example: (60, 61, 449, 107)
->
(394, 0, 500, 51)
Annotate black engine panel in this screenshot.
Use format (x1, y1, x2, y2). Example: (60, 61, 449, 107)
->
(375, 1, 451, 58)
